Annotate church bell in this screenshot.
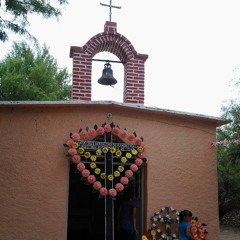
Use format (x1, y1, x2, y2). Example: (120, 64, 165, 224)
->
(98, 62, 117, 86)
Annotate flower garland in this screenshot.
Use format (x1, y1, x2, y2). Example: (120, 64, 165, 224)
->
(190, 217, 208, 240)
(142, 206, 179, 240)
(64, 122, 146, 200)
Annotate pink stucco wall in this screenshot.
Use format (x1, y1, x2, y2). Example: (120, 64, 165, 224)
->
(0, 103, 221, 240)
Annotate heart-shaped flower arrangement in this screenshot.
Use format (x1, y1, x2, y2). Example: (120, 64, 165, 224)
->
(64, 122, 146, 200)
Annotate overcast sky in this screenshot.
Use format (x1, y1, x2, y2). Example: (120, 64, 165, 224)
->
(1, 0, 240, 117)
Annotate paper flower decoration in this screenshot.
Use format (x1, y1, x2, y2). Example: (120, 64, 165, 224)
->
(72, 155, 81, 164)
(64, 122, 146, 199)
(78, 147, 84, 154)
(107, 174, 114, 181)
(190, 217, 208, 240)
(94, 168, 101, 174)
(143, 206, 179, 240)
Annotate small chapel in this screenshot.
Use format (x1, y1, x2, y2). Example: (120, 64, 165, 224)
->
(0, 3, 225, 240)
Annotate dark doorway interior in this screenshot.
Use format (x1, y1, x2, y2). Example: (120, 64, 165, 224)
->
(67, 164, 143, 240)
(67, 164, 105, 240)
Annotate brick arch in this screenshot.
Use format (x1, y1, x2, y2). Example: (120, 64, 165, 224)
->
(70, 21, 148, 104)
(84, 33, 136, 62)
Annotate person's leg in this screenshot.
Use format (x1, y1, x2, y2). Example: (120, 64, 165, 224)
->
(128, 224, 137, 240)
(121, 221, 137, 240)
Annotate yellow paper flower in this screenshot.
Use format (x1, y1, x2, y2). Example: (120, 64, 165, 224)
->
(90, 163, 96, 169)
(78, 147, 85, 154)
(137, 146, 143, 153)
(107, 174, 114, 181)
(116, 150, 122, 157)
(84, 152, 91, 158)
(72, 142, 79, 149)
(131, 149, 138, 155)
(91, 155, 97, 161)
(110, 147, 116, 154)
(95, 168, 101, 174)
(142, 235, 147, 240)
(126, 152, 132, 159)
(121, 157, 127, 163)
(114, 170, 120, 177)
(100, 173, 106, 179)
(102, 147, 109, 154)
(118, 165, 124, 172)
(96, 149, 102, 156)
(151, 230, 156, 236)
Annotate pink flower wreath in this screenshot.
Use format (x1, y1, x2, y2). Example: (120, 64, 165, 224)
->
(64, 122, 146, 200)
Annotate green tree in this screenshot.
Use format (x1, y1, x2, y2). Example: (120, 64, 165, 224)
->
(0, 0, 68, 42)
(0, 41, 71, 100)
(217, 100, 240, 219)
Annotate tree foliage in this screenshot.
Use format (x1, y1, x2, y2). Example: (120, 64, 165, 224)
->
(217, 100, 240, 219)
(0, 0, 68, 42)
(0, 41, 71, 100)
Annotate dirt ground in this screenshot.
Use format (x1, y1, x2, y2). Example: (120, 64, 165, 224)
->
(219, 225, 240, 240)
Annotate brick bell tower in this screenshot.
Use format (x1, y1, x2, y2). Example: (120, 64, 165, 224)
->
(70, 21, 148, 104)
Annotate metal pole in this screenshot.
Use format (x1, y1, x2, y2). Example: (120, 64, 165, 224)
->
(109, 0, 112, 21)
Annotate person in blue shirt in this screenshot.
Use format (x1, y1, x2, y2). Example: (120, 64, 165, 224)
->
(178, 210, 195, 240)
(117, 192, 137, 240)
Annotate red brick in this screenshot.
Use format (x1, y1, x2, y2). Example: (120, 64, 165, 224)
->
(80, 97, 91, 101)
(133, 84, 144, 87)
(70, 21, 148, 102)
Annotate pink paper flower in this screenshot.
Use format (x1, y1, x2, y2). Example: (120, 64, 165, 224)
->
(77, 163, 85, 172)
(120, 130, 128, 139)
(72, 155, 81, 164)
(80, 130, 88, 139)
(135, 158, 143, 166)
(112, 127, 120, 135)
(130, 164, 138, 172)
(93, 181, 102, 190)
(87, 175, 96, 184)
(125, 170, 133, 178)
(134, 137, 142, 145)
(96, 127, 105, 135)
(128, 134, 135, 142)
(71, 133, 80, 141)
(88, 128, 96, 137)
(66, 139, 74, 147)
(68, 148, 77, 156)
(81, 169, 90, 178)
(99, 187, 108, 196)
(115, 183, 124, 192)
(109, 188, 117, 197)
(120, 176, 129, 185)
(141, 143, 146, 149)
(138, 152, 145, 158)
(104, 124, 112, 133)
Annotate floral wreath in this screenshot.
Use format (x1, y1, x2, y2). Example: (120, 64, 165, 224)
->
(142, 207, 208, 240)
(142, 206, 179, 240)
(64, 122, 146, 200)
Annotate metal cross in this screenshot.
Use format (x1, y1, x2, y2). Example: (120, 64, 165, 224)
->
(100, 0, 121, 22)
